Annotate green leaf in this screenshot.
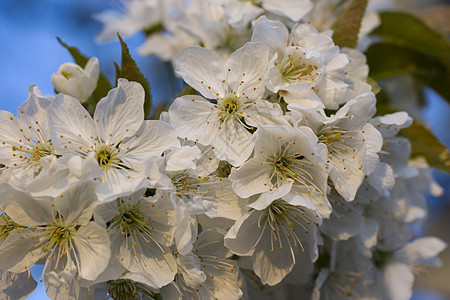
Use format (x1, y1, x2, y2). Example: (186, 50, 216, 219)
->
(366, 43, 442, 79)
(366, 43, 450, 103)
(400, 120, 450, 173)
(115, 35, 152, 119)
(372, 12, 450, 70)
(56, 37, 89, 67)
(331, 0, 368, 48)
(56, 37, 113, 114)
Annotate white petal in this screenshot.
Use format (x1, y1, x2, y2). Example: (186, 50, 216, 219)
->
(169, 95, 219, 146)
(118, 238, 176, 288)
(225, 211, 262, 256)
(177, 253, 206, 288)
(0, 183, 52, 226)
(67, 153, 103, 181)
(55, 181, 98, 225)
(362, 123, 383, 175)
(204, 179, 248, 220)
(263, 0, 313, 21)
(229, 157, 273, 198)
(96, 168, 146, 202)
(0, 229, 41, 273)
(175, 47, 225, 99)
(84, 57, 100, 81)
(251, 233, 295, 286)
(166, 146, 202, 172)
(120, 120, 180, 166)
(383, 263, 414, 300)
(370, 111, 412, 139)
(252, 16, 289, 54)
(73, 222, 111, 281)
(225, 42, 269, 100)
(225, 1, 263, 27)
(249, 184, 292, 210)
(0, 270, 37, 300)
(244, 100, 288, 127)
(400, 237, 447, 267)
(211, 118, 254, 166)
(48, 94, 96, 154)
(94, 79, 145, 145)
(17, 85, 52, 141)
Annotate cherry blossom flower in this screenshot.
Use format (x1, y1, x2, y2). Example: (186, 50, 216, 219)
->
(169, 42, 287, 166)
(94, 189, 177, 288)
(48, 79, 180, 201)
(225, 194, 321, 285)
(51, 57, 100, 103)
(0, 181, 110, 297)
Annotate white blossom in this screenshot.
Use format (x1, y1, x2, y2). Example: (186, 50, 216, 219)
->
(51, 57, 100, 103)
(48, 79, 180, 201)
(229, 125, 330, 217)
(289, 92, 383, 201)
(169, 42, 287, 166)
(225, 194, 321, 286)
(94, 190, 177, 289)
(171, 228, 242, 299)
(0, 181, 110, 294)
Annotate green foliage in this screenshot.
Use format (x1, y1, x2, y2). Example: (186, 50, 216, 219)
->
(367, 11, 450, 172)
(114, 35, 152, 119)
(372, 12, 450, 69)
(56, 37, 113, 114)
(367, 45, 450, 104)
(400, 120, 450, 173)
(331, 0, 368, 48)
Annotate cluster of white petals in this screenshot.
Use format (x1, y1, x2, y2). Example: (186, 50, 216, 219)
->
(0, 0, 446, 299)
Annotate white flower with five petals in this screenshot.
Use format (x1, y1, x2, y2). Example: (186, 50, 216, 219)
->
(169, 42, 288, 166)
(48, 79, 180, 202)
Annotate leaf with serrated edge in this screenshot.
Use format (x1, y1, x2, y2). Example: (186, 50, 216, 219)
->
(115, 34, 152, 119)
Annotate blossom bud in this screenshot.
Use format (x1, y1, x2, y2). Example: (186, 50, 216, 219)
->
(51, 57, 100, 103)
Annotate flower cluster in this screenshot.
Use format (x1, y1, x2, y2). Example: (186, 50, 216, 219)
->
(0, 0, 446, 299)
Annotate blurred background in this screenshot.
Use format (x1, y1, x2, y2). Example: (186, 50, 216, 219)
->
(0, 0, 448, 299)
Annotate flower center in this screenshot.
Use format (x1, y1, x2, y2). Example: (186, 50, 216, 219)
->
(169, 172, 211, 197)
(42, 216, 75, 255)
(0, 212, 20, 242)
(107, 279, 157, 299)
(319, 126, 349, 147)
(216, 161, 232, 177)
(277, 51, 319, 84)
(259, 199, 319, 253)
(217, 93, 244, 121)
(267, 143, 305, 185)
(266, 142, 326, 197)
(110, 199, 148, 236)
(12, 140, 54, 173)
(318, 125, 361, 162)
(94, 143, 120, 170)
